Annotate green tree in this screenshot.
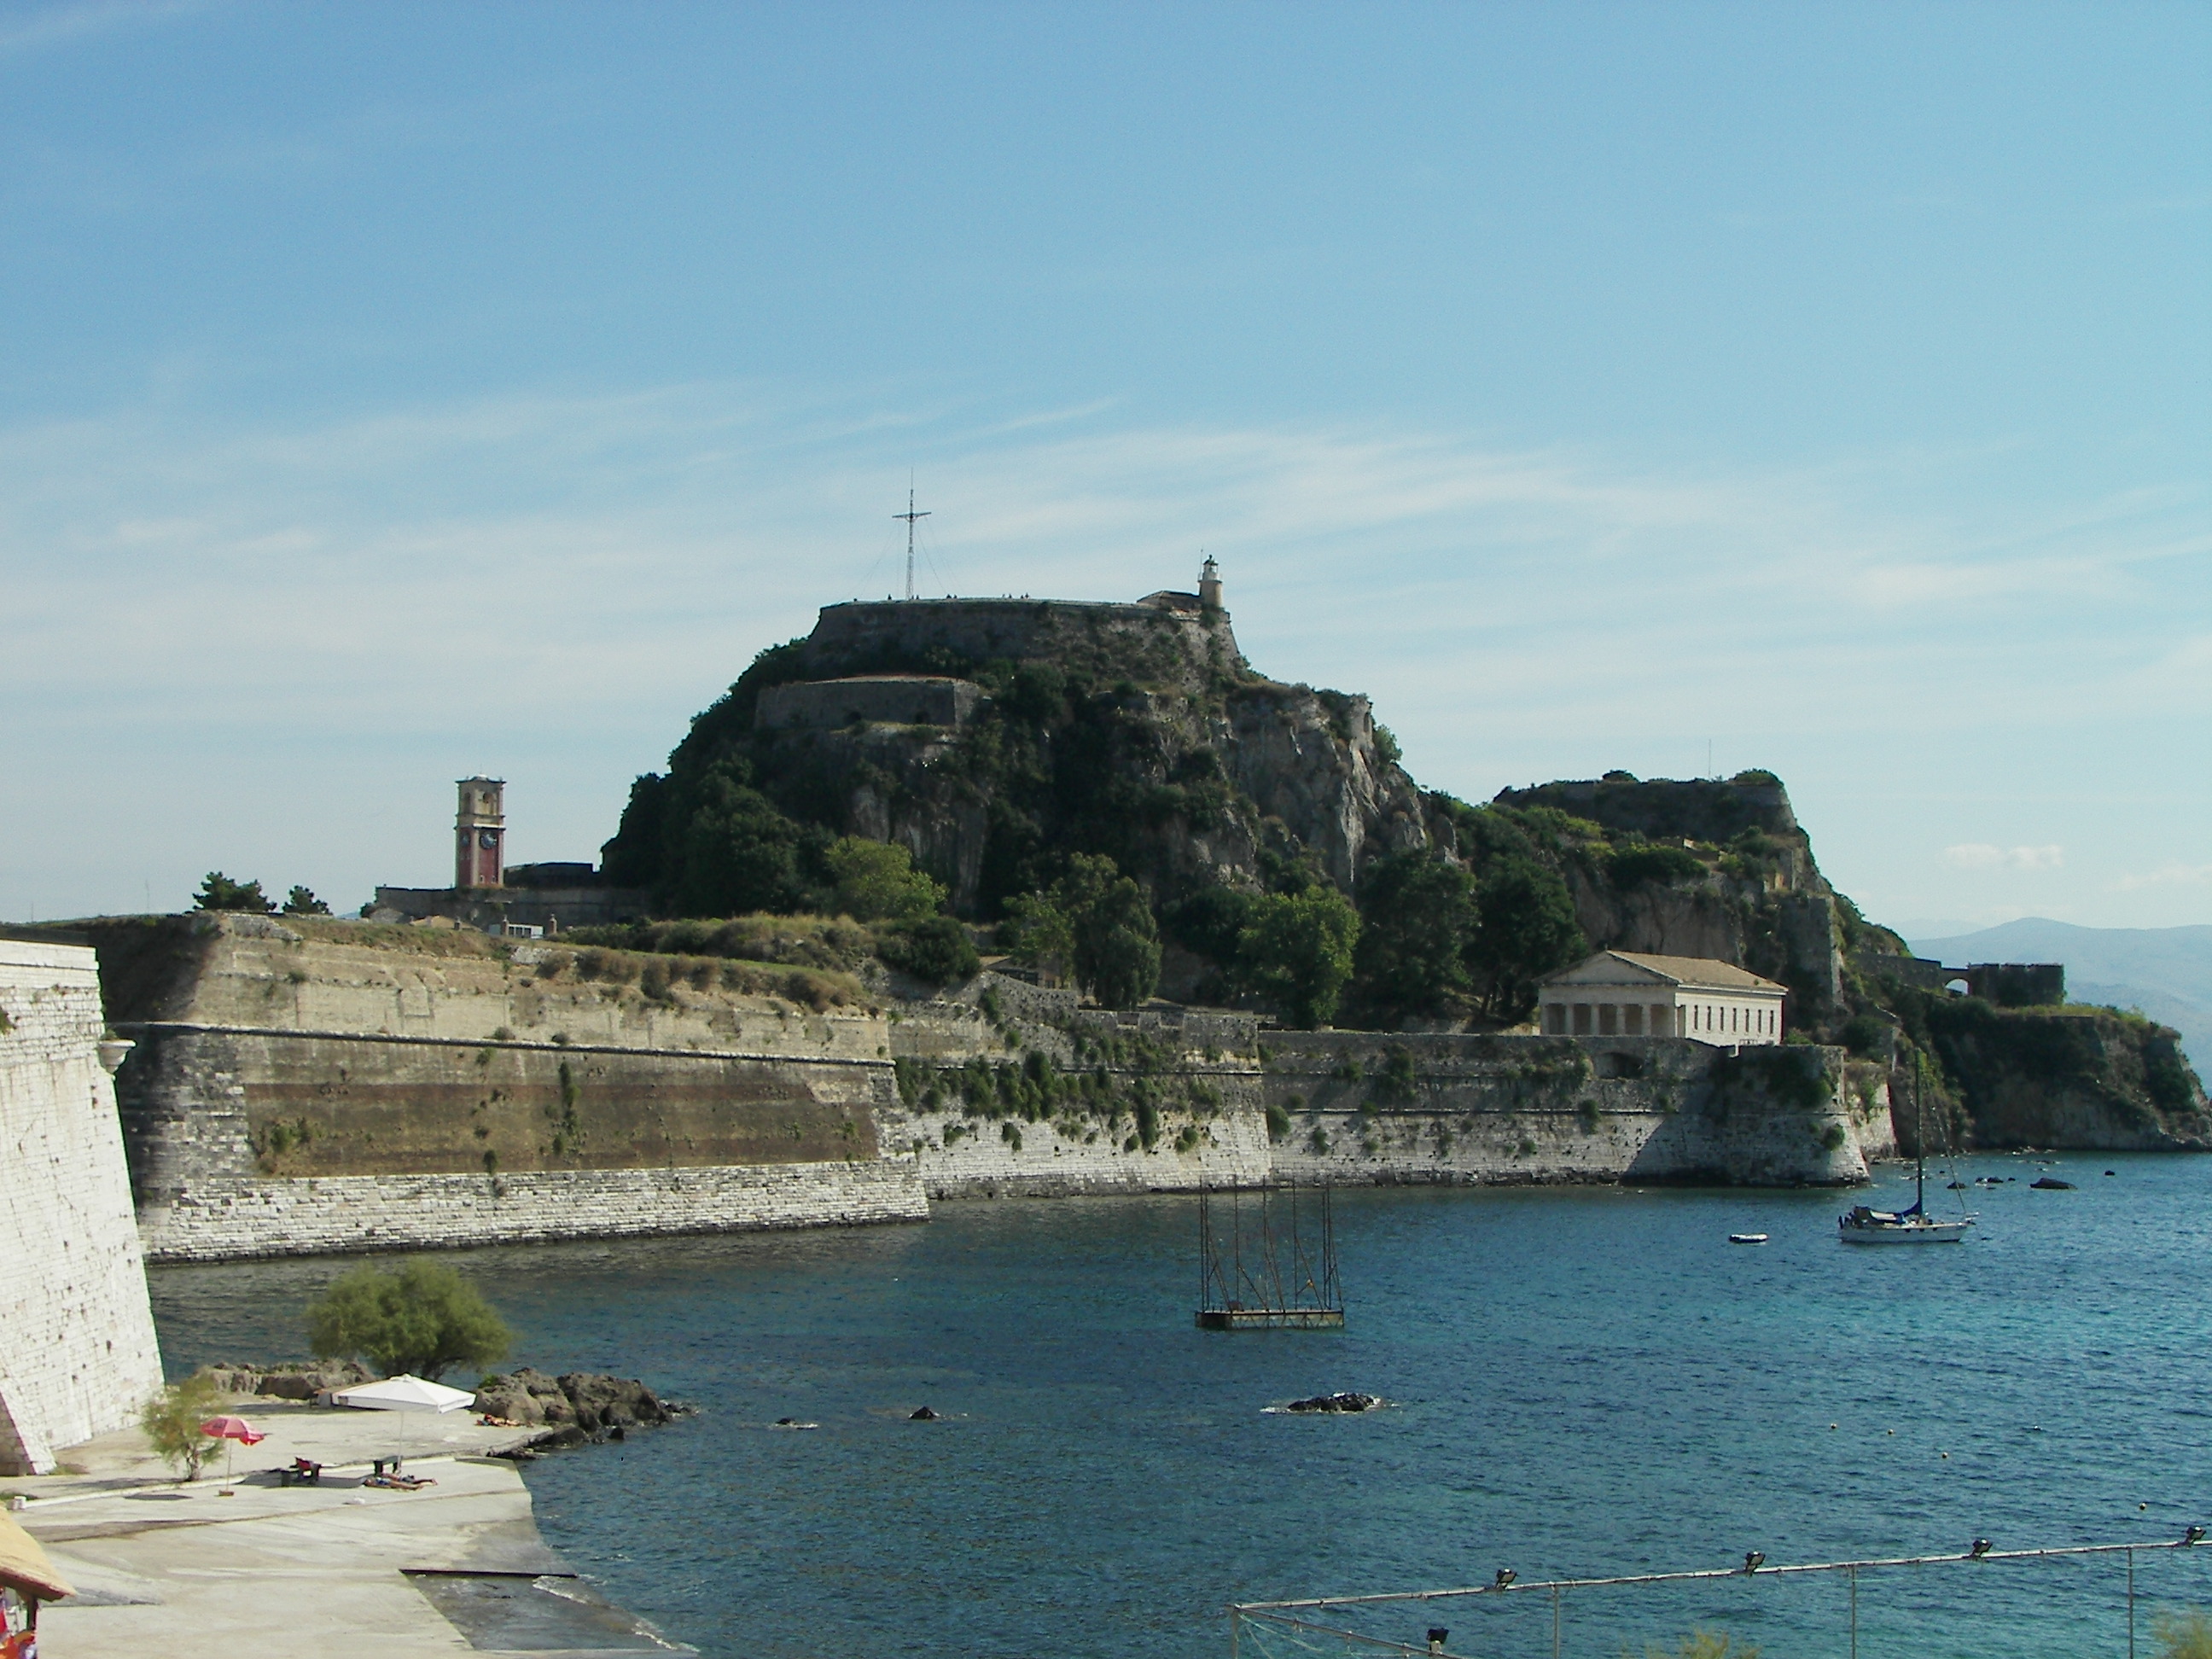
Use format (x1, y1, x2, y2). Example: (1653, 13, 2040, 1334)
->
(1241, 887, 1361, 1028)
(1467, 854, 1586, 1022)
(139, 1372, 226, 1480)
(282, 885, 332, 916)
(1000, 890, 1078, 984)
(824, 836, 944, 922)
(1353, 853, 1476, 1021)
(194, 872, 275, 913)
(877, 915, 981, 986)
(667, 759, 813, 917)
(306, 1260, 512, 1382)
(1057, 854, 1161, 1008)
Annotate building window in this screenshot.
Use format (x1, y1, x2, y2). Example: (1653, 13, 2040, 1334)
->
(1573, 1004, 1592, 1035)
(1598, 1004, 1618, 1035)
(1545, 1004, 1567, 1035)
(1623, 1004, 1644, 1035)
(1650, 1004, 1671, 1036)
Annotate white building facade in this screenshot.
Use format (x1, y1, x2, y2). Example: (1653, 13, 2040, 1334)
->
(1538, 951, 1787, 1045)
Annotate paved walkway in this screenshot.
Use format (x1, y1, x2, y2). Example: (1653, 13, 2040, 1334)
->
(2, 1400, 687, 1657)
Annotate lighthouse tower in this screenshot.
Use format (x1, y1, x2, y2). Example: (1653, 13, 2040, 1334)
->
(455, 777, 506, 890)
(1198, 556, 1223, 610)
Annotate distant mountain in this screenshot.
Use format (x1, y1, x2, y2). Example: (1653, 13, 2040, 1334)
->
(1909, 918, 2212, 1066)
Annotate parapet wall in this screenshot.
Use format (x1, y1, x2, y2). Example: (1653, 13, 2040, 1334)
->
(137, 1158, 928, 1263)
(0, 939, 163, 1472)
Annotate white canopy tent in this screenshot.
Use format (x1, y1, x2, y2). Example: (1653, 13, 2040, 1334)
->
(332, 1375, 476, 1413)
(332, 1375, 477, 1467)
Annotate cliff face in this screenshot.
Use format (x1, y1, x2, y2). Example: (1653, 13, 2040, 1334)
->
(1899, 997, 2212, 1152)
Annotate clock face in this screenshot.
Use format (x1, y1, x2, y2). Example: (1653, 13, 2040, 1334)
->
(479, 831, 498, 849)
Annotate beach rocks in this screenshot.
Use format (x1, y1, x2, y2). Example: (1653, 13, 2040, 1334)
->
(1285, 1392, 1381, 1414)
(207, 1359, 372, 1398)
(474, 1368, 679, 1434)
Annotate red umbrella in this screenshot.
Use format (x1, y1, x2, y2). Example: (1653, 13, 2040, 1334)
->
(199, 1416, 265, 1489)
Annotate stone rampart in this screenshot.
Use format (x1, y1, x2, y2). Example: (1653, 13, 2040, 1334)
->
(79, 928, 1882, 1260)
(137, 1157, 928, 1263)
(798, 597, 1239, 695)
(0, 939, 163, 1472)
(756, 675, 984, 731)
(881, 988, 1874, 1194)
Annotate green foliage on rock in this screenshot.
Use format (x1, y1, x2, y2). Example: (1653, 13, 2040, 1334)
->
(306, 1259, 512, 1382)
(194, 871, 275, 913)
(138, 1372, 226, 1480)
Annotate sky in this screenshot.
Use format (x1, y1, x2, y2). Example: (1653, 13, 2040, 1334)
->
(2, 1, 2206, 934)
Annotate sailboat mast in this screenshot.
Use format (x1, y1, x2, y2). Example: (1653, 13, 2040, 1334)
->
(1914, 1051, 1926, 1211)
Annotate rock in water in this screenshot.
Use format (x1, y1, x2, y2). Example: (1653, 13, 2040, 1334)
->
(909, 1406, 941, 1421)
(2029, 1177, 2076, 1190)
(1285, 1392, 1381, 1414)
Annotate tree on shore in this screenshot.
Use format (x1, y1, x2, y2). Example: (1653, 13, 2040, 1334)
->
(1239, 887, 1360, 1029)
(139, 1373, 225, 1480)
(194, 872, 275, 913)
(282, 885, 332, 916)
(306, 1260, 512, 1382)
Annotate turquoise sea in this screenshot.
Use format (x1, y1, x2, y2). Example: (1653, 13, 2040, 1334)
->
(151, 1153, 2212, 1658)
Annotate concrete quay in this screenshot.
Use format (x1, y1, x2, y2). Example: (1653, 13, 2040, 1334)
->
(3, 1399, 687, 1657)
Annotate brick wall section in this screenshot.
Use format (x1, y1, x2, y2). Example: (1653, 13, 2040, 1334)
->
(137, 1158, 928, 1262)
(0, 940, 164, 1473)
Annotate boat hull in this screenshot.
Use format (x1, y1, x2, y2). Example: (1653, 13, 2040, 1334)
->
(1838, 1222, 1971, 1244)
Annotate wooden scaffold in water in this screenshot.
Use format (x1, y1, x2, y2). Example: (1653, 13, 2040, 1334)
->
(1196, 1181, 1344, 1330)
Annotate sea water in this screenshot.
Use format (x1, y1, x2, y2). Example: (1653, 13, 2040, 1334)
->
(150, 1152, 2212, 1658)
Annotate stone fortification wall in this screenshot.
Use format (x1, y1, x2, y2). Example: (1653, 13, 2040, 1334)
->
(799, 598, 1238, 695)
(1260, 1033, 1877, 1188)
(137, 1158, 927, 1263)
(82, 930, 1886, 1260)
(882, 978, 1267, 1196)
(0, 939, 163, 1473)
(84, 914, 883, 1060)
(880, 978, 1876, 1194)
(86, 915, 917, 1260)
(756, 675, 984, 731)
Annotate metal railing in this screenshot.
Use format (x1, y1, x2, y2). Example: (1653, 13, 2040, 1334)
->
(1231, 1527, 2211, 1659)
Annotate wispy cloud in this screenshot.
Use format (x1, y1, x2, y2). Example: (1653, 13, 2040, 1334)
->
(1944, 844, 2065, 871)
(0, 0, 209, 60)
(2117, 861, 2212, 892)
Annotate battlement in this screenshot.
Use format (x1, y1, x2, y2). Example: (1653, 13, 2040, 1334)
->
(756, 674, 985, 731)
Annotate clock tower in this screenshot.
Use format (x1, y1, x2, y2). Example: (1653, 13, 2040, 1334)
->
(456, 777, 506, 890)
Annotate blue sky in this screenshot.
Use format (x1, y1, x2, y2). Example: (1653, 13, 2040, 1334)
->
(3, 2, 2206, 932)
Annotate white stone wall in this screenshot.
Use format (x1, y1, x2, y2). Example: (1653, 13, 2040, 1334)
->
(137, 1157, 928, 1262)
(887, 1105, 1272, 1198)
(0, 940, 164, 1472)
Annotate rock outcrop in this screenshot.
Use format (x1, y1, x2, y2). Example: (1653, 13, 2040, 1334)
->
(474, 1368, 681, 1446)
(602, 593, 1432, 919)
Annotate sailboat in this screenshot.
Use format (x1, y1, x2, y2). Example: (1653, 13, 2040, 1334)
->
(1839, 1051, 1975, 1245)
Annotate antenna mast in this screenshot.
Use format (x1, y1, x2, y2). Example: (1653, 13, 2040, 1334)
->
(893, 486, 931, 601)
